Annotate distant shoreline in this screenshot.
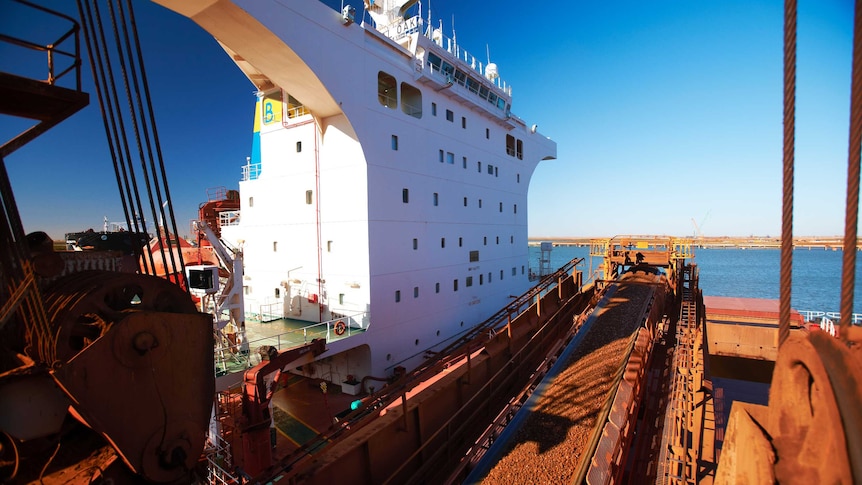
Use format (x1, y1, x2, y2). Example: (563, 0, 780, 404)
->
(528, 236, 861, 250)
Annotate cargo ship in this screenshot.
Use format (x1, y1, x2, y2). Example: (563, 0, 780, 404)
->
(156, 0, 557, 380)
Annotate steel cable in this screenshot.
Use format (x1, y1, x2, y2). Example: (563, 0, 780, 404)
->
(840, 0, 862, 342)
(779, 0, 796, 349)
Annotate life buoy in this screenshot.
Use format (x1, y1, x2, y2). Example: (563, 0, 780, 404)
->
(334, 320, 347, 336)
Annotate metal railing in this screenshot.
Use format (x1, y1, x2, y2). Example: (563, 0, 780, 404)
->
(1, 0, 82, 89)
(799, 310, 862, 324)
(214, 311, 370, 376)
(241, 162, 261, 181)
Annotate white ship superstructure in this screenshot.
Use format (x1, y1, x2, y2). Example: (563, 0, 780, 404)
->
(156, 0, 557, 379)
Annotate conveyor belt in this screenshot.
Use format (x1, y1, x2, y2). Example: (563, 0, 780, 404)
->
(467, 270, 666, 483)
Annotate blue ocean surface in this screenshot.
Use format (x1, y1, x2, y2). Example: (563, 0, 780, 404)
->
(528, 244, 862, 316)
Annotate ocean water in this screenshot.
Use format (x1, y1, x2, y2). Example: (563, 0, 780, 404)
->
(528, 244, 862, 316)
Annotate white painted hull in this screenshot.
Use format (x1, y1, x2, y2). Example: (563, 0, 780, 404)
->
(156, 0, 557, 380)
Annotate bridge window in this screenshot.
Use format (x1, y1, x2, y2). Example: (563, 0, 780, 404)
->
(506, 135, 516, 156)
(378, 71, 397, 109)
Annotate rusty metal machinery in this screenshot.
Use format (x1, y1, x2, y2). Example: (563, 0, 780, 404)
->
(0, 271, 213, 483)
(716, 331, 862, 484)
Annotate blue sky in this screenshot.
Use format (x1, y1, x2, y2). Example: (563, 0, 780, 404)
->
(0, 0, 854, 240)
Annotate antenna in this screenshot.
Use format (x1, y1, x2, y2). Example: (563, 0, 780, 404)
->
(486, 44, 491, 64)
(451, 14, 456, 41)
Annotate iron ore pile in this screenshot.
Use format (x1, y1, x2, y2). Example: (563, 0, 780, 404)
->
(481, 274, 657, 484)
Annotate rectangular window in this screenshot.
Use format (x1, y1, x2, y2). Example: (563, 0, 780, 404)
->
(470, 250, 479, 262)
(517, 173, 520, 183)
(506, 134, 515, 156)
(327, 240, 333, 252)
(500, 270, 504, 280)
(495, 167, 499, 177)
(446, 152, 455, 164)
(439, 149, 444, 163)
(339, 293, 345, 304)
(453, 279, 459, 291)
(499, 202, 503, 213)
(462, 156, 467, 169)
(432, 102, 437, 116)
(403, 188, 409, 203)
(486, 128, 490, 139)
(488, 164, 494, 175)
(479, 199, 482, 208)
(522, 265, 525, 274)
(446, 109, 454, 122)
(395, 290, 401, 302)
(414, 286, 419, 298)
(459, 237, 463, 247)
(273, 241, 278, 252)
(391, 134, 398, 150)
(378, 71, 397, 109)
(463, 197, 468, 207)
(275, 288, 280, 298)
(466, 276, 473, 287)
(413, 238, 418, 250)
(461, 116, 466, 129)
(306, 190, 313, 204)
(488, 272, 492, 282)
(517, 139, 523, 160)
(510, 235, 514, 244)
(496, 236, 499, 244)
(401, 82, 422, 118)
(433, 192, 439, 206)
(249, 197, 254, 207)
(441, 237, 445, 248)
(512, 267, 516, 276)
(296, 141, 302, 152)
(483, 236, 487, 245)
(435, 282, 440, 294)
(477, 161, 482, 173)
(514, 204, 518, 214)
(479, 274, 483, 285)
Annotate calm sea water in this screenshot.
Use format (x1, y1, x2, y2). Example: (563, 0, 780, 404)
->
(527, 245, 862, 316)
